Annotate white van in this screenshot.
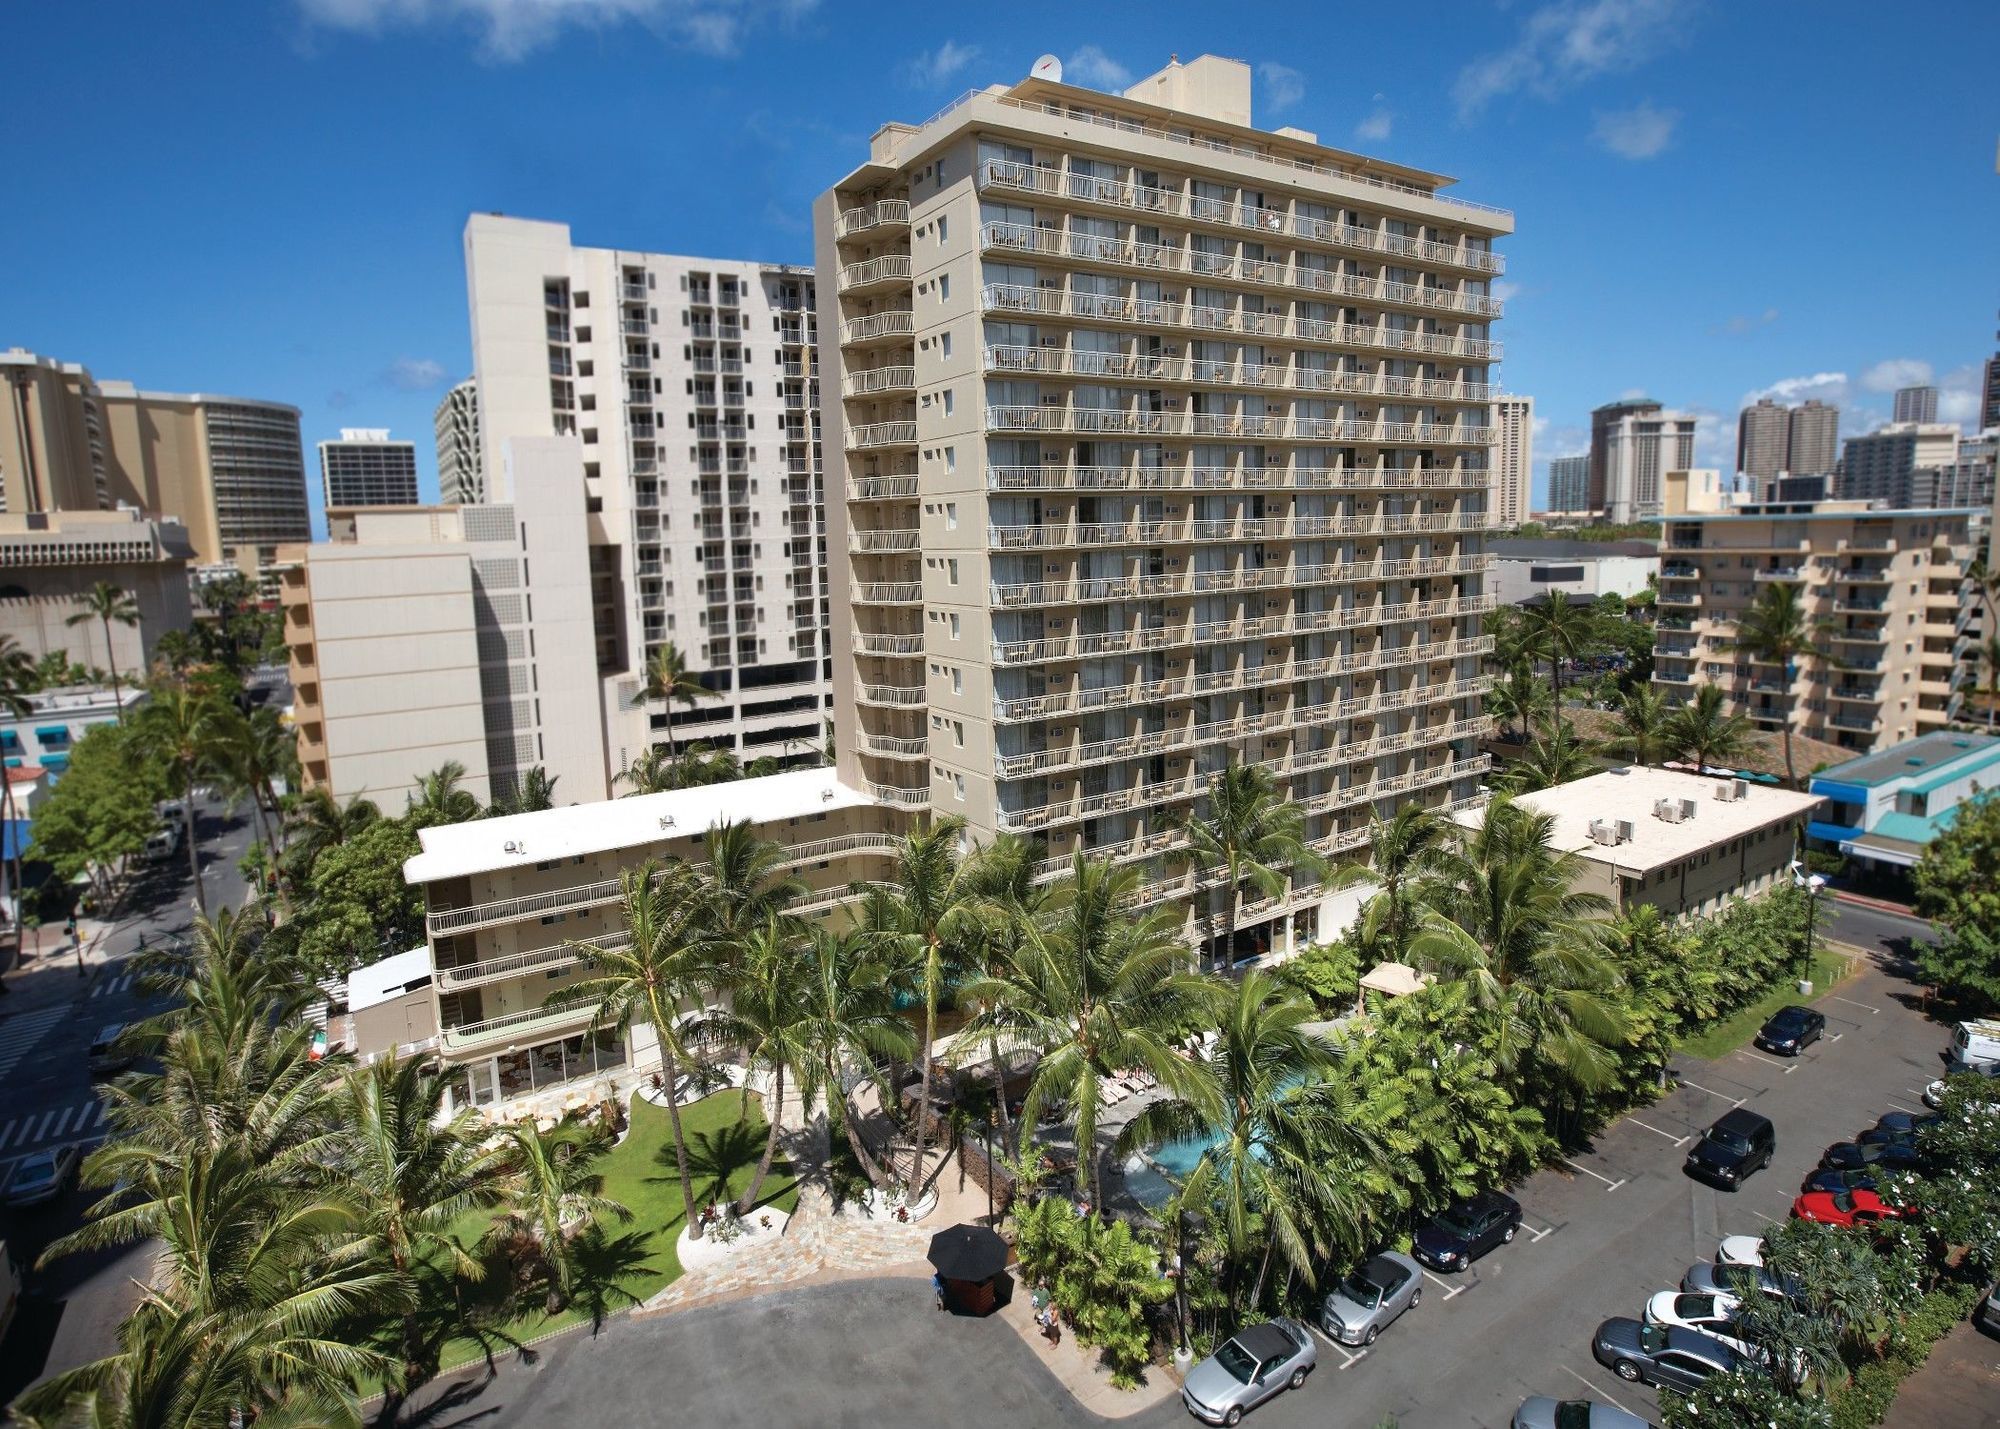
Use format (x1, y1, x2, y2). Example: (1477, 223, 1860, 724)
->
(1946, 1018, 2000, 1075)
(143, 825, 182, 862)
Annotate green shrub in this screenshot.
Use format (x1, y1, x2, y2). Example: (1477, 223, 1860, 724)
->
(1824, 1279, 1986, 1428)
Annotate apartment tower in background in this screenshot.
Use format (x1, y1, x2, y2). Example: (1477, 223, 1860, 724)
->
(1836, 422, 1961, 504)
(462, 216, 831, 778)
(1489, 395, 1533, 528)
(1893, 385, 1939, 425)
(815, 52, 1504, 960)
(1786, 399, 1839, 478)
(1546, 454, 1590, 514)
(1591, 397, 1695, 523)
(318, 428, 419, 508)
(435, 378, 484, 504)
(1982, 350, 2000, 431)
(1735, 397, 1791, 490)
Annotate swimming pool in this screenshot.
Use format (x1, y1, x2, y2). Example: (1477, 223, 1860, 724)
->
(1150, 1137, 1215, 1179)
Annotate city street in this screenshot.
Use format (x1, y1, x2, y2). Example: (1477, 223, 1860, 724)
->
(417, 903, 1969, 1429)
(0, 789, 260, 1407)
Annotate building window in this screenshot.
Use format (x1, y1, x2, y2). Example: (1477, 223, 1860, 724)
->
(946, 558, 959, 584)
(944, 446, 956, 474)
(945, 501, 957, 530)
(953, 772, 966, 800)
(938, 274, 950, 302)
(940, 331, 952, 360)
(949, 613, 960, 639)
(951, 669, 963, 695)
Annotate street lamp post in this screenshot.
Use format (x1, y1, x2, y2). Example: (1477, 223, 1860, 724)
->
(1176, 1207, 1207, 1357)
(1788, 859, 1827, 985)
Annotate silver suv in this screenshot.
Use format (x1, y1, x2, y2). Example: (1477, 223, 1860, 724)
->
(1181, 1318, 1316, 1425)
(1319, 1251, 1422, 1347)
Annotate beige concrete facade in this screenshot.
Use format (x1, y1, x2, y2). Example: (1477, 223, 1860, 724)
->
(1591, 398, 1697, 523)
(816, 54, 1505, 959)
(0, 507, 195, 672)
(1490, 395, 1533, 529)
(1653, 498, 1980, 753)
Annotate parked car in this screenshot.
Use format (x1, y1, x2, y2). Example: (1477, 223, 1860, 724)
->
(1873, 1111, 1939, 1137)
(1821, 1139, 1921, 1172)
(1318, 1251, 1422, 1347)
(1803, 1166, 1880, 1196)
(1857, 1125, 1919, 1149)
(1181, 1318, 1316, 1425)
(1685, 1108, 1775, 1188)
(1792, 1189, 1914, 1228)
(1716, 1235, 1765, 1272)
(1682, 1261, 1796, 1305)
(87, 1023, 133, 1076)
(1410, 1190, 1521, 1272)
(1511, 1397, 1652, 1428)
(1979, 1281, 2000, 1334)
(1925, 1066, 2000, 1108)
(1645, 1288, 1742, 1336)
(2, 1145, 79, 1208)
(1592, 1317, 1744, 1392)
(1754, 1005, 1825, 1055)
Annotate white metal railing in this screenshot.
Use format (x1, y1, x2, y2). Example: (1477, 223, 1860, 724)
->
(843, 366, 916, 398)
(856, 683, 926, 706)
(842, 310, 916, 343)
(840, 254, 913, 290)
(835, 199, 912, 238)
(983, 463, 1487, 494)
(981, 344, 1492, 405)
(853, 632, 924, 655)
(869, 781, 931, 808)
(980, 405, 1492, 446)
(856, 731, 929, 758)
(850, 527, 922, 552)
(988, 558, 1495, 609)
(853, 581, 923, 603)
(846, 420, 918, 450)
(993, 624, 1491, 669)
(849, 476, 919, 500)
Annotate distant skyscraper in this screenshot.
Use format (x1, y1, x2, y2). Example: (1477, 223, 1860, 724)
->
(1983, 352, 2000, 431)
(1786, 400, 1839, 477)
(1490, 395, 1533, 528)
(1835, 422, 1961, 505)
(1548, 454, 1590, 514)
(1591, 398, 1696, 522)
(1736, 398, 1791, 486)
(435, 379, 483, 505)
(318, 428, 419, 508)
(1893, 385, 1939, 425)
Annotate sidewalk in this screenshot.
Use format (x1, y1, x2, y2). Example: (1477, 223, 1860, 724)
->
(1882, 1317, 2000, 1429)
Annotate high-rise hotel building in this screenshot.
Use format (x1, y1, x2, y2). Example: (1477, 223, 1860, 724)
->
(814, 53, 1505, 958)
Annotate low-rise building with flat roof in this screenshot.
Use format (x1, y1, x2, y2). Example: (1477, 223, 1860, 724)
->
(1460, 766, 1821, 918)
(1807, 731, 2000, 873)
(1489, 537, 1659, 606)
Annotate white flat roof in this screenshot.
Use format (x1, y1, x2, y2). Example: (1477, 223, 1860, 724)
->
(1456, 766, 1822, 875)
(345, 946, 434, 1012)
(403, 768, 875, 884)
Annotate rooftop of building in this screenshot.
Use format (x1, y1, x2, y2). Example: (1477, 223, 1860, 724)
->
(1662, 503, 1980, 523)
(1811, 732, 2000, 792)
(1489, 538, 1660, 560)
(1594, 397, 1663, 415)
(344, 946, 433, 1014)
(403, 767, 875, 884)
(1461, 766, 1821, 875)
(462, 213, 813, 277)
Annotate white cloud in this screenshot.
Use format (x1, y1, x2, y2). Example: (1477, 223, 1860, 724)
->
(1354, 108, 1392, 142)
(1453, 0, 1687, 118)
(902, 39, 979, 89)
(1065, 45, 1132, 91)
(384, 357, 448, 391)
(1618, 387, 1650, 401)
(295, 0, 818, 62)
(1859, 357, 1933, 393)
(1743, 371, 1849, 407)
(1591, 102, 1677, 159)
(1258, 61, 1304, 111)
(1493, 279, 1522, 303)
(1937, 363, 1982, 426)
(1687, 406, 1731, 469)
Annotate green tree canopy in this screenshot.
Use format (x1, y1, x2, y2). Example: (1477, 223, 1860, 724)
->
(28, 723, 172, 904)
(1912, 792, 2000, 948)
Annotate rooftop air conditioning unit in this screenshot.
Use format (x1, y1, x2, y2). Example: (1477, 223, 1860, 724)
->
(1714, 777, 1750, 803)
(1588, 818, 1619, 846)
(1653, 798, 1684, 823)
(1616, 820, 1636, 842)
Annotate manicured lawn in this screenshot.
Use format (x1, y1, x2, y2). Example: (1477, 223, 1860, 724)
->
(1675, 949, 1855, 1061)
(434, 1088, 798, 1373)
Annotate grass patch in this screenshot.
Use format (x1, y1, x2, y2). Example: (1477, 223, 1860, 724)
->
(1675, 949, 1856, 1061)
(433, 1088, 798, 1374)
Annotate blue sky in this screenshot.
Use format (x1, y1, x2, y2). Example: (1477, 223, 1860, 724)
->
(5, 0, 1997, 528)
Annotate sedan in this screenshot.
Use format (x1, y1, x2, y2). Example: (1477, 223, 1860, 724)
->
(1716, 1234, 1765, 1271)
(1683, 1261, 1796, 1305)
(1822, 1140, 1921, 1172)
(1593, 1317, 1744, 1392)
(2, 1144, 80, 1208)
(1645, 1288, 1743, 1339)
(1754, 1004, 1825, 1055)
(1411, 1190, 1522, 1272)
(1181, 1318, 1316, 1426)
(1318, 1251, 1421, 1347)
(1792, 1189, 1914, 1228)
(1873, 1111, 1939, 1137)
(1511, 1397, 1653, 1429)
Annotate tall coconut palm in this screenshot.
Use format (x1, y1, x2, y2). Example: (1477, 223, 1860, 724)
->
(1117, 972, 1382, 1311)
(853, 816, 984, 1194)
(549, 859, 725, 1238)
(962, 832, 1050, 1144)
(694, 819, 806, 944)
(494, 1121, 629, 1313)
(1520, 589, 1596, 729)
(1600, 685, 1674, 769)
(793, 923, 916, 1190)
(138, 681, 227, 913)
(1732, 580, 1840, 788)
(0, 634, 36, 949)
(502, 766, 560, 813)
(1667, 684, 1753, 774)
(1329, 801, 1451, 966)
(211, 705, 293, 878)
(693, 917, 812, 1216)
(1484, 661, 1552, 742)
(613, 747, 676, 798)
(961, 855, 1207, 1207)
(641, 641, 718, 761)
(282, 787, 379, 890)
(1980, 634, 2000, 734)
(408, 761, 480, 824)
(1496, 717, 1599, 793)
(65, 581, 141, 721)
(1178, 761, 1326, 971)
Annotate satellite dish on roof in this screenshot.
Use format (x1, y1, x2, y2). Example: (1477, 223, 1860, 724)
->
(1031, 54, 1062, 83)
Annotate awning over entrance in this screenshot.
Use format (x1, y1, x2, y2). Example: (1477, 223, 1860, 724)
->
(1839, 831, 1926, 869)
(1359, 961, 1433, 998)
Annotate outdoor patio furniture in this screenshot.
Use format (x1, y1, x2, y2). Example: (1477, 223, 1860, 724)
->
(927, 1223, 1009, 1316)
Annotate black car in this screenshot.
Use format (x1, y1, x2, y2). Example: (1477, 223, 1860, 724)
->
(1873, 1111, 1940, 1137)
(1858, 1125, 1920, 1148)
(1754, 1005, 1825, 1056)
(1821, 1140, 1921, 1172)
(1685, 1108, 1775, 1188)
(1804, 1166, 1879, 1196)
(1411, 1190, 1521, 1272)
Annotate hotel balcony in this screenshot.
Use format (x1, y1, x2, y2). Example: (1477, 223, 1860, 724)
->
(855, 682, 926, 708)
(1656, 589, 1701, 607)
(849, 475, 920, 500)
(983, 462, 1488, 495)
(1753, 565, 1808, 582)
(990, 608, 1492, 669)
(852, 581, 923, 605)
(985, 511, 1485, 551)
(845, 420, 918, 451)
(850, 526, 921, 553)
(981, 344, 1493, 405)
(1827, 711, 1879, 733)
(835, 199, 912, 240)
(989, 565, 1494, 613)
(440, 1003, 596, 1057)
(981, 404, 1493, 447)
(843, 365, 917, 399)
(1828, 684, 1883, 704)
(841, 310, 916, 346)
(839, 254, 914, 293)
(853, 632, 925, 656)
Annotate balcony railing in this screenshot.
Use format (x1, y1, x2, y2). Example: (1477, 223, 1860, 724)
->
(846, 420, 919, 451)
(853, 581, 923, 604)
(842, 310, 916, 344)
(849, 475, 920, 500)
(854, 632, 924, 655)
(989, 559, 1494, 610)
(981, 344, 1492, 405)
(835, 199, 912, 239)
(850, 527, 922, 552)
(981, 405, 1491, 446)
(856, 683, 926, 707)
(983, 463, 1488, 494)
(843, 366, 917, 398)
(839, 254, 914, 290)
(439, 1003, 595, 1054)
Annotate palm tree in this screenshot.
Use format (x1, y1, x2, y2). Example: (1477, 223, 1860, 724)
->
(1667, 684, 1753, 774)
(962, 832, 1051, 1144)
(614, 747, 676, 798)
(1599, 685, 1674, 769)
(1980, 634, 2000, 734)
(1484, 661, 1552, 743)
(1496, 717, 1599, 793)
(1329, 802, 1451, 966)
(641, 641, 718, 761)
(1520, 589, 1596, 729)
(1178, 761, 1327, 971)
(408, 761, 480, 824)
(139, 681, 227, 913)
(693, 918, 811, 1216)
(495, 1121, 629, 1313)
(548, 859, 725, 1238)
(961, 855, 1207, 1207)
(502, 766, 560, 813)
(793, 924, 916, 1190)
(854, 816, 984, 1194)
(65, 582, 141, 721)
(282, 787, 379, 890)
(1117, 972, 1382, 1312)
(211, 705, 293, 878)
(1732, 580, 1840, 788)
(0, 634, 36, 950)
(695, 818, 806, 943)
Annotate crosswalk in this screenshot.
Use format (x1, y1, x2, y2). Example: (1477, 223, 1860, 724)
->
(0, 1006, 69, 1082)
(0, 1096, 111, 1154)
(90, 971, 136, 999)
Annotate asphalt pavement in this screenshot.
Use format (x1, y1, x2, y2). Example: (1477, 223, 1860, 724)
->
(412, 904, 1964, 1429)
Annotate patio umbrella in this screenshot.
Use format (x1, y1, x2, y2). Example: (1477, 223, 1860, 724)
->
(927, 1224, 1008, 1282)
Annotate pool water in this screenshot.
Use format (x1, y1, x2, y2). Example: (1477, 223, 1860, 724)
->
(1150, 1137, 1214, 1179)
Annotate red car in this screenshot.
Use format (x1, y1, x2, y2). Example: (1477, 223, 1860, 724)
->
(1791, 1189, 1913, 1227)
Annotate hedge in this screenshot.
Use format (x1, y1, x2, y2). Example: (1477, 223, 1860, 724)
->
(1825, 1279, 1988, 1429)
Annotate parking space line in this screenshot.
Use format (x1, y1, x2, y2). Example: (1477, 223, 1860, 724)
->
(1678, 1078, 1747, 1106)
(1560, 1157, 1626, 1191)
(1627, 1117, 1691, 1146)
(1524, 1222, 1555, 1242)
(1419, 1269, 1466, 1299)
(1826, 1033, 1843, 1043)
(1885, 1096, 1921, 1113)
(1736, 1048, 1797, 1073)
(1560, 1365, 1634, 1414)
(1305, 1322, 1368, 1367)
(1828, 996, 1877, 1014)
